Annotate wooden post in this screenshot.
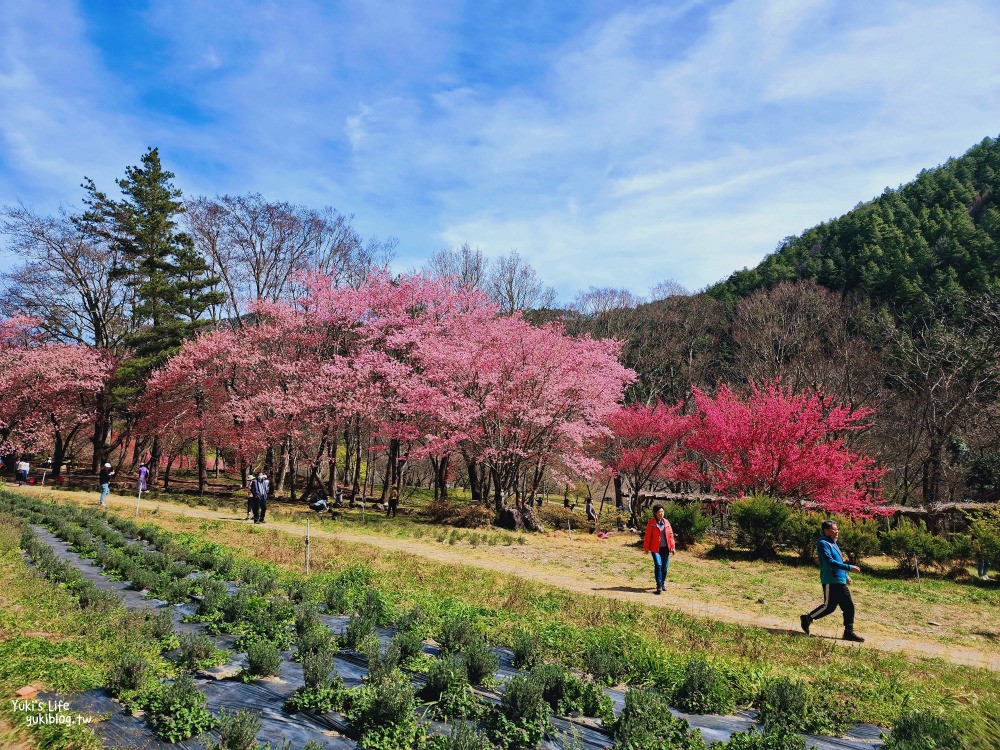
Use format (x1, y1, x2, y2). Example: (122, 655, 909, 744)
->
(305, 520, 311, 575)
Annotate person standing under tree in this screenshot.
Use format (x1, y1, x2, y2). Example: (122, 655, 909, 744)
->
(137, 463, 149, 493)
(386, 486, 399, 518)
(16, 458, 30, 485)
(98, 463, 115, 506)
(249, 472, 270, 524)
(800, 520, 865, 642)
(643, 505, 675, 594)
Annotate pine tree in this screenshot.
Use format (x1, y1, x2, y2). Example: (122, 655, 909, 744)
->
(77, 147, 223, 398)
(75, 148, 223, 472)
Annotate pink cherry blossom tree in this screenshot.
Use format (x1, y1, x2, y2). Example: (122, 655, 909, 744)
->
(601, 402, 697, 525)
(0, 317, 113, 476)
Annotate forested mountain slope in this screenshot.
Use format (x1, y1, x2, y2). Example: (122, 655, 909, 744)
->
(708, 136, 1000, 312)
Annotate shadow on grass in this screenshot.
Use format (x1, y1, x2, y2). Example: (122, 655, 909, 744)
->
(592, 585, 653, 594)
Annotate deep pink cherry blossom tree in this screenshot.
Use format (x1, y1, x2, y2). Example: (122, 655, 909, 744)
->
(688, 381, 887, 516)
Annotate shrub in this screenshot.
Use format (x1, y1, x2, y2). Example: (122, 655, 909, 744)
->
(583, 639, 630, 686)
(350, 669, 423, 750)
(214, 708, 261, 750)
(438, 613, 478, 654)
(612, 687, 707, 750)
(485, 674, 550, 750)
(145, 673, 216, 742)
(672, 655, 734, 715)
(756, 677, 808, 733)
(422, 654, 469, 701)
(358, 587, 394, 625)
(754, 677, 854, 736)
(947, 533, 975, 567)
(235, 596, 295, 649)
(177, 632, 228, 670)
(392, 628, 425, 663)
(106, 652, 150, 697)
(511, 627, 540, 670)
(297, 626, 336, 659)
(429, 500, 495, 528)
(662, 503, 711, 548)
(245, 639, 282, 677)
(325, 564, 375, 613)
(199, 577, 230, 617)
(834, 517, 880, 565)
(241, 564, 279, 595)
(883, 710, 962, 750)
(342, 611, 377, 650)
(433, 721, 495, 750)
(721, 727, 806, 750)
(881, 520, 952, 572)
(295, 603, 322, 637)
(302, 647, 337, 691)
(730, 495, 790, 559)
(780, 512, 822, 562)
(529, 664, 613, 722)
(149, 608, 175, 643)
(462, 637, 499, 686)
(971, 511, 1000, 567)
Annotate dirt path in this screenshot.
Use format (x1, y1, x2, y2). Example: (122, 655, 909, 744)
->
(32, 488, 1000, 672)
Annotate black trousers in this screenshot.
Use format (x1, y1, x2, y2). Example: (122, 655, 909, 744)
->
(252, 495, 267, 522)
(807, 583, 855, 627)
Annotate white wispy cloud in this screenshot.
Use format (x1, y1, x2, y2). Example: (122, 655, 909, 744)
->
(0, 0, 998, 298)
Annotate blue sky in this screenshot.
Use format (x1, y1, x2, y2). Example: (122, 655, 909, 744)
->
(2, 0, 999, 300)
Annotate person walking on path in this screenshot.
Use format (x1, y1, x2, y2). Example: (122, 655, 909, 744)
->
(800, 520, 865, 642)
(137, 463, 149, 493)
(249, 472, 270, 524)
(98, 463, 115, 506)
(643, 505, 675, 594)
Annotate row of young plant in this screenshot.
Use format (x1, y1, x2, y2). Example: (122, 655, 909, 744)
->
(6, 495, 963, 750)
(657, 493, 1000, 576)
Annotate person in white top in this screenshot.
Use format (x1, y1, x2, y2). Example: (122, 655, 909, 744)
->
(16, 459, 30, 485)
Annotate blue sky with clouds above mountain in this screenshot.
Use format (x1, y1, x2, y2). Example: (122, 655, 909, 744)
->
(1, 0, 999, 299)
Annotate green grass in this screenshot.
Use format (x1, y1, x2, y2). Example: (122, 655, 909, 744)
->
(0, 511, 160, 749)
(71, 494, 1000, 749)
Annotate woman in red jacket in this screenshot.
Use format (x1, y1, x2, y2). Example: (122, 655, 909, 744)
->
(643, 505, 675, 594)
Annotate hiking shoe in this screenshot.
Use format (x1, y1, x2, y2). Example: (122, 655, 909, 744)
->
(654, 588, 661, 595)
(843, 629, 865, 643)
(800, 615, 811, 635)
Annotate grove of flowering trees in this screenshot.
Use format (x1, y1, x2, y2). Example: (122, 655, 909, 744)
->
(0, 149, 897, 520)
(0, 317, 113, 475)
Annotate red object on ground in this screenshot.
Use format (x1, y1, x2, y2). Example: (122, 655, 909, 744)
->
(56, 476, 66, 484)
(27, 477, 36, 485)
(15, 685, 38, 699)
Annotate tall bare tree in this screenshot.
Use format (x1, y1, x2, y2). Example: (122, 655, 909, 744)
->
(425, 242, 487, 290)
(486, 250, 557, 315)
(186, 194, 396, 324)
(568, 286, 643, 340)
(0, 205, 135, 351)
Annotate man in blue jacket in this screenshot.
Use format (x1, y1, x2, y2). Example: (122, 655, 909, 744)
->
(800, 520, 865, 642)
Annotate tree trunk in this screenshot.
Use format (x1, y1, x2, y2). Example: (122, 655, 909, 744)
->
(149, 436, 162, 487)
(89, 390, 112, 474)
(465, 453, 481, 502)
(197, 432, 207, 496)
(163, 453, 175, 490)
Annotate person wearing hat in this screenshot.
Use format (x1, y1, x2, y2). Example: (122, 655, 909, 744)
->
(249, 471, 270, 524)
(98, 463, 115, 506)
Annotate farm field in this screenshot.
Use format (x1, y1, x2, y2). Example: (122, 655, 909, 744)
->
(2, 483, 997, 749)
